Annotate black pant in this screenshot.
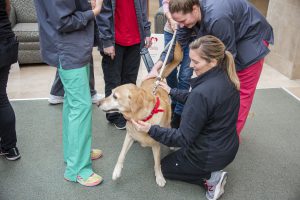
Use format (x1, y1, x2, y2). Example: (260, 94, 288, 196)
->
(0, 65, 17, 151)
(50, 57, 97, 96)
(101, 43, 141, 122)
(161, 149, 211, 186)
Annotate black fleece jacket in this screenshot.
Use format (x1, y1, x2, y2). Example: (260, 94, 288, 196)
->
(149, 67, 240, 171)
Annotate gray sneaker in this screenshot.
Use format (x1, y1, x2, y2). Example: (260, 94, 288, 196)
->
(48, 95, 64, 105)
(205, 171, 228, 200)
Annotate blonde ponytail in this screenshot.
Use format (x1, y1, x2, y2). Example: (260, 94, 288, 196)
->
(224, 50, 240, 90)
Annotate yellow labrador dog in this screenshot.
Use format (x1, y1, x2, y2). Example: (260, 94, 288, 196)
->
(97, 78, 171, 187)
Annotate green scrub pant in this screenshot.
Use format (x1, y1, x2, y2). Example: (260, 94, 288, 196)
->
(58, 64, 93, 181)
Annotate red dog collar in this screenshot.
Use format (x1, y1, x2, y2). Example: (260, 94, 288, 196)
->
(142, 97, 164, 122)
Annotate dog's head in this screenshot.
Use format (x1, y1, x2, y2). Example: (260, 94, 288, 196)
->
(97, 83, 153, 119)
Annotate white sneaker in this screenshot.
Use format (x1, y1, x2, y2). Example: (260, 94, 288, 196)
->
(205, 171, 228, 200)
(48, 95, 64, 105)
(91, 93, 105, 104)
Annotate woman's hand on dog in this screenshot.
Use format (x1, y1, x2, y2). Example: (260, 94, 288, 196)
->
(131, 120, 151, 133)
(158, 81, 171, 94)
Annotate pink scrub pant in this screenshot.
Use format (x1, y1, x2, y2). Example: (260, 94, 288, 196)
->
(236, 59, 264, 140)
(237, 40, 269, 138)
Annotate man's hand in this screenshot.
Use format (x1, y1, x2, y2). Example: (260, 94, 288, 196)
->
(131, 120, 151, 133)
(92, 0, 103, 16)
(103, 46, 115, 60)
(144, 37, 152, 49)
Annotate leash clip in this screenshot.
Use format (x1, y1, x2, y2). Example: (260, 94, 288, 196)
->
(152, 77, 162, 95)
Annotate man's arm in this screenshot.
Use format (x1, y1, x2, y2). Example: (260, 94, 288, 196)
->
(95, 0, 114, 48)
(140, 0, 151, 48)
(169, 88, 190, 104)
(141, 0, 151, 38)
(44, 0, 102, 33)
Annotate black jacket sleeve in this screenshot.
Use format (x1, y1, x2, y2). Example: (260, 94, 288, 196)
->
(148, 91, 208, 147)
(169, 88, 190, 104)
(96, 0, 114, 48)
(210, 18, 237, 59)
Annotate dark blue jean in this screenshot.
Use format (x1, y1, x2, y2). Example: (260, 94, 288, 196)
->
(164, 31, 193, 115)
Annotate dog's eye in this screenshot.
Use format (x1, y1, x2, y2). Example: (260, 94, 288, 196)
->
(113, 94, 117, 99)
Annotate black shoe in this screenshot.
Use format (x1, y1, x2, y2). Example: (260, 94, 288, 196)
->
(171, 113, 181, 129)
(0, 147, 21, 161)
(111, 115, 127, 130)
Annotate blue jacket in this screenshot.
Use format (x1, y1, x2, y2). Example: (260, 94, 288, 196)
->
(34, 0, 95, 69)
(149, 67, 240, 171)
(161, 0, 274, 71)
(95, 0, 151, 51)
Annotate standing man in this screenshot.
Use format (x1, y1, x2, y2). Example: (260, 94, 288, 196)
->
(96, 0, 151, 130)
(149, 0, 274, 138)
(34, 0, 104, 186)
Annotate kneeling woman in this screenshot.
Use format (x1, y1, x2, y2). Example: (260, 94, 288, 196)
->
(132, 35, 240, 200)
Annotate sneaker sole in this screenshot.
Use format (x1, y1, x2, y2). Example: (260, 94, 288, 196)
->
(113, 124, 126, 130)
(6, 154, 21, 161)
(77, 177, 103, 187)
(48, 100, 63, 105)
(91, 154, 103, 160)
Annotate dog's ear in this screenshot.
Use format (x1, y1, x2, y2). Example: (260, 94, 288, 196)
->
(130, 89, 145, 113)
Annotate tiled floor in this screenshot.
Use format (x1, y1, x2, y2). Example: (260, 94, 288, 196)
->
(6, 1, 300, 100)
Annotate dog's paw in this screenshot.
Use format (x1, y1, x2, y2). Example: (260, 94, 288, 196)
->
(112, 164, 122, 180)
(156, 176, 166, 187)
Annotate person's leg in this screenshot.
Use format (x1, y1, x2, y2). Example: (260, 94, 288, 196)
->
(89, 57, 104, 103)
(159, 0, 162, 7)
(58, 64, 94, 181)
(0, 65, 18, 157)
(51, 58, 95, 97)
(89, 57, 97, 96)
(121, 44, 141, 85)
(175, 45, 192, 115)
(48, 70, 65, 104)
(101, 44, 124, 124)
(162, 149, 228, 200)
(171, 46, 192, 128)
(236, 58, 264, 137)
(50, 70, 65, 97)
(114, 44, 141, 129)
(161, 149, 211, 185)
